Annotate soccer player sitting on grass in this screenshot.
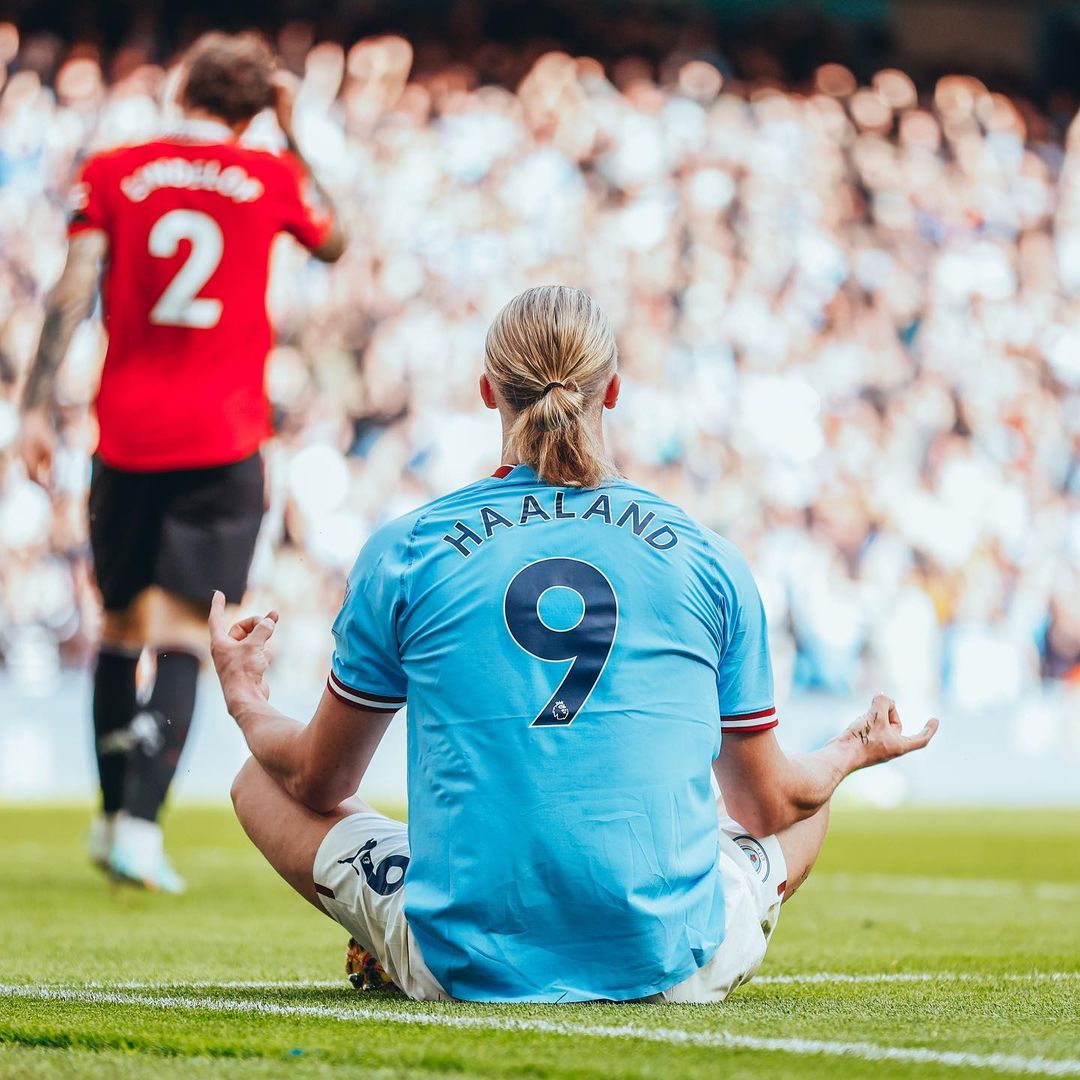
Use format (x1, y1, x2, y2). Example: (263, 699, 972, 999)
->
(210, 285, 938, 1002)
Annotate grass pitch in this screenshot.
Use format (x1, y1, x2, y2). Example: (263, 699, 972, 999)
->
(1, 805, 1078, 1079)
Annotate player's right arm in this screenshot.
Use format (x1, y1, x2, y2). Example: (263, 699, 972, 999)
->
(713, 696, 939, 837)
(208, 595, 396, 813)
(209, 520, 408, 813)
(19, 228, 107, 484)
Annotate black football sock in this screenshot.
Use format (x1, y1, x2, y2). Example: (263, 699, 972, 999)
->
(123, 649, 201, 823)
(92, 644, 141, 815)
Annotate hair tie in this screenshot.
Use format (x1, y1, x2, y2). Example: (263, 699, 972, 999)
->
(541, 381, 565, 396)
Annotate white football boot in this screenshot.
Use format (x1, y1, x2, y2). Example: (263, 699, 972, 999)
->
(107, 812, 186, 894)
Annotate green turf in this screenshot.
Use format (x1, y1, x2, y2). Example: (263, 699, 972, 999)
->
(1, 805, 1078, 1078)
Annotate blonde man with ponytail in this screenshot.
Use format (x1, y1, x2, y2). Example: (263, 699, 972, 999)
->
(214, 285, 939, 1005)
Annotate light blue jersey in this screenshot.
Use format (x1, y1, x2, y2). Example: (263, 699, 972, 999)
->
(329, 465, 776, 1002)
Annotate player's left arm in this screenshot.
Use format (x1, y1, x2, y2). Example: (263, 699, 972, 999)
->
(272, 72, 346, 263)
(19, 229, 107, 483)
(707, 537, 913, 833)
(714, 696, 939, 836)
(708, 538, 938, 834)
(209, 592, 393, 813)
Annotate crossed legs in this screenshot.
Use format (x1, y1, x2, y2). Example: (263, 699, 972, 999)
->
(234, 754, 833, 933)
(775, 803, 831, 902)
(716, 785, 831, 904)
(230, 756, 367, 915)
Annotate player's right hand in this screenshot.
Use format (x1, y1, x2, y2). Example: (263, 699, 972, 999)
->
(18, 408, 55, 488)
(209, 590, 280, 715)
(843, 693, 939, 770)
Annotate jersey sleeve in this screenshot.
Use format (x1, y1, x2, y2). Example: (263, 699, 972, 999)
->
(67, 154, 110, 237)
(276, 151, 333, 251)
(711, 537, 777, 733)
(328, 519, 411, 712)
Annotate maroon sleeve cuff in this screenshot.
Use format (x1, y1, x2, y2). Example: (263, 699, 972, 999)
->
(720, 706, 778, 733)
(327, 670, 406, 712)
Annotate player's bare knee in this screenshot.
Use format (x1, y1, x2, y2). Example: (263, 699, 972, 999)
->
(230, 757, 260, 818)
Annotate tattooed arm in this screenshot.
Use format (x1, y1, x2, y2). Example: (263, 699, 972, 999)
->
(19, 229, 107, 484)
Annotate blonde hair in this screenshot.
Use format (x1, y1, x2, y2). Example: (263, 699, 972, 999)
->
(484, 286, 617, 488)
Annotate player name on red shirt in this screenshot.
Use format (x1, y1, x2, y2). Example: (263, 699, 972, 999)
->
(119, 158, 265, 204)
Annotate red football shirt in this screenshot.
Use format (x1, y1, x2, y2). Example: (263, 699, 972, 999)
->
(68, 120, 331, 471)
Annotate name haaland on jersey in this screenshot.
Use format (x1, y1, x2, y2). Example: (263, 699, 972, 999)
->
(441, 489, 680, 558)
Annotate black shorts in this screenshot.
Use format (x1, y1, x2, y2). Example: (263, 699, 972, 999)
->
(88, 453, 264, 612)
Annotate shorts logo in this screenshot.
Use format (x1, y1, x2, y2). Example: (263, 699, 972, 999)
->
(734, 835, 770, 882)
(338, 838, 409, 896)
(552, 701, 569, 722)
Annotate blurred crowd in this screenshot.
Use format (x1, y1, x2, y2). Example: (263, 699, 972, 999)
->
(1, 22, 1079, 719)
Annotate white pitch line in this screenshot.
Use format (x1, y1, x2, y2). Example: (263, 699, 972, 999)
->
(91, 979, 345, 990)
(3, 984, 1079, 1077)
(38, 972, 1080, 991)
(756, 972, 1080, 986)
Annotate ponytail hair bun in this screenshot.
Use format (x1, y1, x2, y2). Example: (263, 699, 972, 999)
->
(484, 287, 617, 488)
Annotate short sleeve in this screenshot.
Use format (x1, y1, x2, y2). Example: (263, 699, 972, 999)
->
(67, 155, 109, 237)
(277, 151, 332, 251)
(328, 521, 411, 712)
(712, 538, 777, 733)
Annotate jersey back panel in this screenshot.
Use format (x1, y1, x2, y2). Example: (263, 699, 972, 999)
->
(331, 465, 776, 1002)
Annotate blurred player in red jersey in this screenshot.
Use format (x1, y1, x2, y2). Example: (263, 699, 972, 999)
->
(18, 32, 346, 893)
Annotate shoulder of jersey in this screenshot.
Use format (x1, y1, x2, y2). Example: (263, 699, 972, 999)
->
(366, 475, 514, 549)
(234, 144, 301, 171)
(230, 143, 293, 164)
(368, 475, 735, 555)
(609, 476, 701, 530)
(230, 145, 306, 190)
(78, 141, 148, 169)
(610, 476, 744, 560)
(89, 139, 292, 165)
(76, 139, 220, 169)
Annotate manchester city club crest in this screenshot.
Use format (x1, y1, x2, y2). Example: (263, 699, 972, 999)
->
(734, 835, 770, 881)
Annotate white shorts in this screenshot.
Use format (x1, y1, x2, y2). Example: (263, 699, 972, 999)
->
(651, 818, 787, 1003)
(312, 811, 447, 1001)
(312, 810, 787, 1004)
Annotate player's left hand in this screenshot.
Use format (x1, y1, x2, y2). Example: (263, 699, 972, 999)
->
(843, 693, 939, 770)
(209, 590, 279, 714)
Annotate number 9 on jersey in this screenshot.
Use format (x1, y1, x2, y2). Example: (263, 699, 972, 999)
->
(503, 558, 618, 727)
